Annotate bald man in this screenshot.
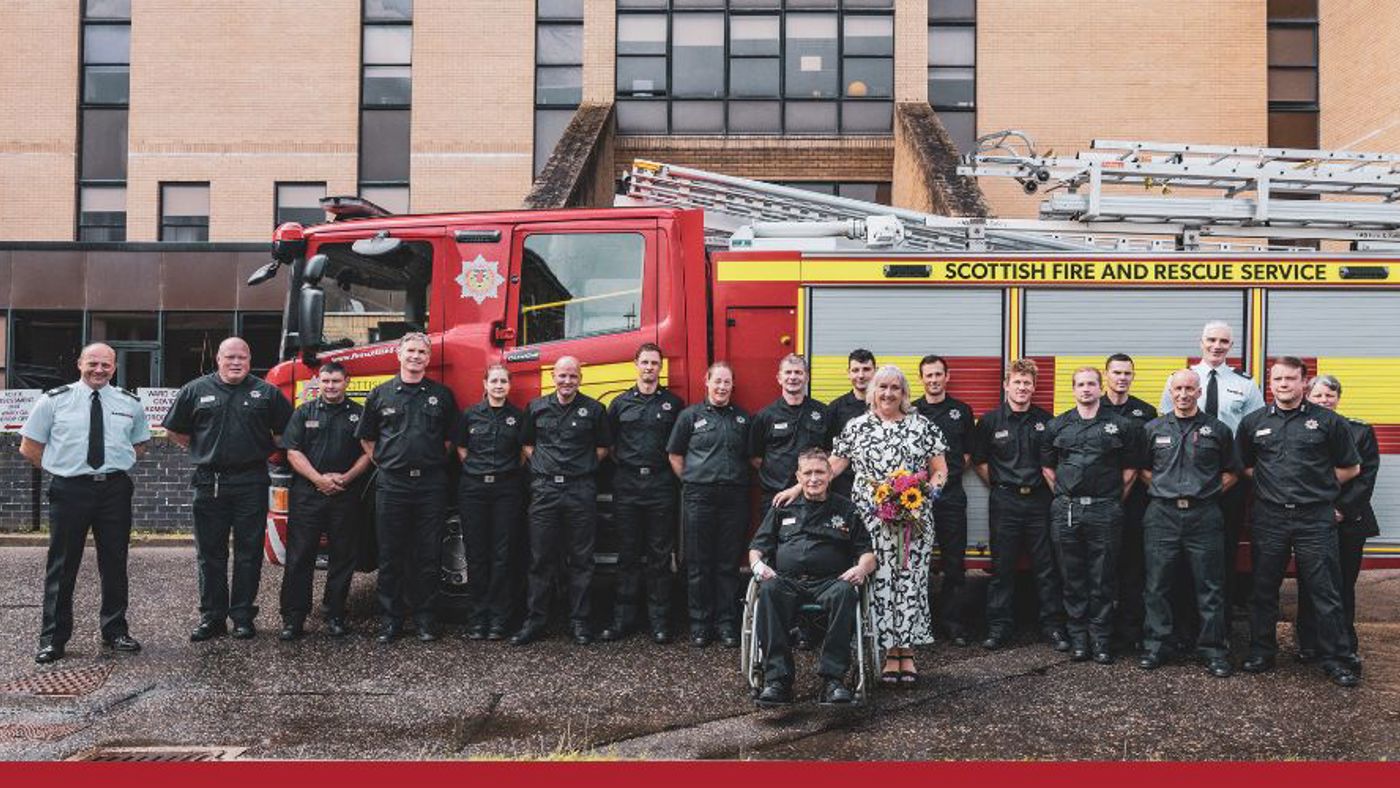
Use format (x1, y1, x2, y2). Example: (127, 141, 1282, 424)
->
(513, 356, 613, 646)
(21, 343, 150, 663)
(164, 337, 293, 642)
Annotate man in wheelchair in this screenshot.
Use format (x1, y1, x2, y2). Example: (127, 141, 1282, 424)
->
(748, 448, 876, 706)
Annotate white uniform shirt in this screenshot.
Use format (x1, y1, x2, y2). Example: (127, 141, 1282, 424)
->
(21, 381, 151, 477)
(1158, 361, 1265, 432)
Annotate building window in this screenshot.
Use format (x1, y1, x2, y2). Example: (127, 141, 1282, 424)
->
(162, 312, 234, 387)
(275, 182, 327, 227)
(10, 311, 85, 391)
(616, 0, 895, 136)
(238, 312, 284, 378)
(535, 1, 584, 176)
(1267, 0, 1318, 149)
(772, 180, 891, 205)
(928, 0, 975, 153)
(361, 1, 412, 210)
(160, 183, 211, 242)
(518, 233, 645, 345)
(77, 1, 131, 241)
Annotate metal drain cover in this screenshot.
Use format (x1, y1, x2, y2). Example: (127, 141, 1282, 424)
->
(68, 746, 247, 762)
(0, 663, 114, 697)
(0, 722, 85, 741)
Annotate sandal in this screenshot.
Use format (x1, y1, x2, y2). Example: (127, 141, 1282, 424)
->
(880, 658, 902, 684)
(899, 656, 920, 685)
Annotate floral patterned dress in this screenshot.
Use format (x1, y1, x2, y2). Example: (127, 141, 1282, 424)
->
(834, 411, 948, 649)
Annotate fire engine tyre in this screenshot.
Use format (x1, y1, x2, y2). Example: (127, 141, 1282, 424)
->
(437, 514, 474, 624)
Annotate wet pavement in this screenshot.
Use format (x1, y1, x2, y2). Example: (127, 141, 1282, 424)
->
(0, 544, 1396, 761)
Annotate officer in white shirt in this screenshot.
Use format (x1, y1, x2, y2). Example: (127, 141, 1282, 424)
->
(1158, 320, 1266, 628)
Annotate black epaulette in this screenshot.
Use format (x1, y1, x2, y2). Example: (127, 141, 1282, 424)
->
(1348, 416, 1370, 427)
(119, 387, 141, 400)
(44, 385, 70, 397)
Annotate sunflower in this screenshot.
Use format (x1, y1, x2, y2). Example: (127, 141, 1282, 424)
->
(874, 483, 894, 503)
(892, 468, 912, 479)
(899, 487, 924, 510)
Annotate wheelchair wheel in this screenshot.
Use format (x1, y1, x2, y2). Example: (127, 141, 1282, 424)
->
(856, 584, 881, 701)
(740, 578, 764, 696)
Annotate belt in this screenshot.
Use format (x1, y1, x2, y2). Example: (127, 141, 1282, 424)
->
(535, 473, 594, 484)
(384, 466, 444, 479)
(1155, 496, 1215, 510)
(619, 465, 666, 477)
(467, 469, 520, 484)
(1059, 494, 1117, 506)
(997, 483, 1045, 496)
(60, 470, 128, 483)
(1258, 500, 1328, 512)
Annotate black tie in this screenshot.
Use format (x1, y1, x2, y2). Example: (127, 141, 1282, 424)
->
(1205, 369, 1219, 418)
(88, 390, 105, 469)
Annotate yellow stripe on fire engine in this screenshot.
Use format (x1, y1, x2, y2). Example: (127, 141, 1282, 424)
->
(811, 355, 925, 406)
(540, 359, 670, 406)
(294, 374, 395, 404)
(1050, 356, 1183, 415)
(1314, 358, 1400, 423)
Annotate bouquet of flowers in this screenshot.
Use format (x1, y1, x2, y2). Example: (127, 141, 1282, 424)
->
(871, 468, 935, 570)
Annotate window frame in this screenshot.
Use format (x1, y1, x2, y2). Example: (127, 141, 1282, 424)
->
(359, 1, 413, 206)
(75, 4, 131, 241)
(274, 181, 329, 228)
(534, 1, 585, 176)
(158, 182, 211, 243)
(927, 0, 977, 153)
(1266, 7, 1318, 150)
(513, 230, 651, 348)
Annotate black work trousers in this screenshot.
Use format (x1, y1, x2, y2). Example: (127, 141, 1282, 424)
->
(611, 470, 676, 631)
(1116, 485, 1149, 646)
(1296, 529, 1368, 658)
(375, 482, 448, 626)
(1248, 502, 1349, 665)
(1220, 480, 1248, 612)
(280, 484, 362, 623)
(1051, 496, 1123, 648)
(1142, 498, 1228, 660)
(192, 482, 268, 626)
(41, 473, 134, 648)
(682, 483, 748, 636)
(931, 495, 971, 639)
(985, 487, 1063, 638)
(459, 473, 525, 629)
(758, 575, 859, 684)
(526, 475, 597, 627)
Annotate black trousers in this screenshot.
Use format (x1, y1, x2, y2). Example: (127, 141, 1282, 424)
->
(1248, 502, 1349, 665)
(1294, 527, 1367, 658)
(40, 473, 134, 648)
(611, 470, 676, 631)
(279, 484, 361, 623)
(1051, 496, 1123, 648)
(1116, 485, 1149, 645)
(932, 495, 971, 638)
(758, 575, 859, 684)
(192, 482, 268, 626)
(1220, 480, 1248, 611)
(526, 475, 597, 627)
(375, 482, 447, 626)
(682, 483, 748, 635)
(459, 473, 525, 629)
(1142, 499, 1228, 660)
(985, 487, 1063, 638)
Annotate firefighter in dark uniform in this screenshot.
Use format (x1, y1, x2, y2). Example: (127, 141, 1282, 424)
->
(1238, 357, 1362, 687)
(914, 354, 976, 646)
(1297, 374, 1379, 674)
(355, 333, 459, 644)
(513, 355, 612, 647)
(1099, 353, 1157, 651)
(751, 354, 829, 505)
(826, 349, 876, 499)
(1138, 369, 1239, 677)
(20, 343, 150, 664)
(278, 361, 371, 641)
(455, 363, 526, 641)
(164, 337, 293, 642)
(1040, 365, 1138, 664)
(667, 361, 751, 648)
(603, 343, 683, 644)
(973, 358, 1068, 652)
(748, 448, 876, 706)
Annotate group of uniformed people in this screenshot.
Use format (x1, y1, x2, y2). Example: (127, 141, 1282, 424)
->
(19, 322, 1379, 694)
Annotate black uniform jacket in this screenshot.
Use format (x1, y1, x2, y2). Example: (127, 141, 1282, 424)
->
(972, 403, 1053, 489)
(355, 375, 459, 481)
(608, 386, 685, 471)
(1237, 402, 1362, 508)
(749, 493, 873, 578)
(162, 373, 293, 486)
(456, 399, 525, 476)
(1336, 417, 1380, 537)
(1040, 407, 1138, 499)
(750, 396, 829, 492)
(666, 400, 751, 486)
(915, 395, 975, 501)
(1141, 410, 1240, 501)
(522, 392, 612, 477)
(282, 397, 367, 490)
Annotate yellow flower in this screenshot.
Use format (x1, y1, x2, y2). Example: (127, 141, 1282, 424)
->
(900, 488, 924, 510)
(892, 468, 912, 479)
(874, 484, 893, 503)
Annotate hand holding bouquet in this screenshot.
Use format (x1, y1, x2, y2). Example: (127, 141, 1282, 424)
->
(870, 468, 937, 570)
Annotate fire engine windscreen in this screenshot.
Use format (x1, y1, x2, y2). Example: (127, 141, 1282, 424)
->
(314, 239, 433, 348)
(518, 232, 645, 345)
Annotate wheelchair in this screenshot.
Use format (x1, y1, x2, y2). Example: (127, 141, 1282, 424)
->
(739, 575, 881, 703)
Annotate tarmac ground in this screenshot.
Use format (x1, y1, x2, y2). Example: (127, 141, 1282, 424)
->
(0, 544, 1396, 761)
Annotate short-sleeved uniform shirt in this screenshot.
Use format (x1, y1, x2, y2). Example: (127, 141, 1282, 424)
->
(749, 493, 873, 578)
(456, 399, 526, 476)
(914, 395, 975, 502)
(1237, 402, 1362, 508)
(1040, 408, 1137, 499)
(750, 396, 829, 492)
(162, 373, 293, 486)
(1159, 363, 1264, 433)
(355, 375, 458, 489)
(22, 381, 151, 477)
(522, 393, 611, 477)
(282, 397, 366, 492)
(1141, 410, 1239, 500)
(972, 403, 1053, 489)
(666, 400, 751, 486)
(608, 386, 684, 471)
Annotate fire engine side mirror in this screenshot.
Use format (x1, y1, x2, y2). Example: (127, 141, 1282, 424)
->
(302, 253, 328, 286)
(297, 285, 325, 362)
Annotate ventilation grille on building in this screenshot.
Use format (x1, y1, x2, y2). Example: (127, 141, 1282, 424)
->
(68, 746, 247, 762)
(0, 663, 114, 697)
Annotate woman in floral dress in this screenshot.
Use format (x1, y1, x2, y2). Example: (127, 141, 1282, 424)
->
(832, 366, 948, 683)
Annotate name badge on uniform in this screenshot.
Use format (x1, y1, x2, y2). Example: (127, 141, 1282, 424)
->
(1255, 428, 1272, 437)
(993, 429, 1010, 439)
(774, 422, 789, 430)
(484, 475, 496, 484)
(781, 517, 797, 526)
(250, 390, 262, 399)
(305, 420, 320, 429)
(349, 414, 360, 422)
(382, 408, 396, 416)
(199, 395, 216, 403)
(694, 418, 709, 429)
(1155, 436, 1172, 445)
